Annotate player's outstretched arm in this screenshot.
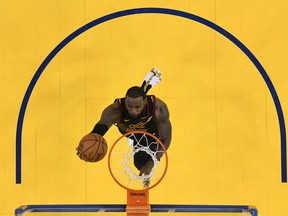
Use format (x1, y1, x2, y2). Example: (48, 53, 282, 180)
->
(138, 98, 171, 186)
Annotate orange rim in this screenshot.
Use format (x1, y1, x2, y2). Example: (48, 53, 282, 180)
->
(108, 131, 168, 191)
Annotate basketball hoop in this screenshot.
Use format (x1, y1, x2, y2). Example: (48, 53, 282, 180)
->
(108, 131, 168, 216)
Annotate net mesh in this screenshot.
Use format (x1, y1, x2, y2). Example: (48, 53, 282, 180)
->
(109, 132, 167, 190)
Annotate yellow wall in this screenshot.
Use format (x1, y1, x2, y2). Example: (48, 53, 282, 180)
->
(1, 1, 288, 215)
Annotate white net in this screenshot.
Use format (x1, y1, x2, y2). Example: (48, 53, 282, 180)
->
(109, 132, 168, 190)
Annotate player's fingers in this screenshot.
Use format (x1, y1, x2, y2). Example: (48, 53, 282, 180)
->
(144, 180, 150, 188)
(139, 165, 147, 176)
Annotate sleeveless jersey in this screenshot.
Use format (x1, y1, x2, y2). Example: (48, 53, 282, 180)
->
(114, 95, 158, 136)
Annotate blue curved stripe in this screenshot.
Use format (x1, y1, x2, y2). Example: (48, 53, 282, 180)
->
(16, 7, 286, 183)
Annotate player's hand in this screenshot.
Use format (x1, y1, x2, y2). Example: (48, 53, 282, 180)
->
(139, 160, 154, 188)
(139, 160, 154, 176)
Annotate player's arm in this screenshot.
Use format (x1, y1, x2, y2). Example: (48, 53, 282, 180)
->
(139, 98, 171, 180)
(155, 98, 172, 160)
(91, 102, 121, 136)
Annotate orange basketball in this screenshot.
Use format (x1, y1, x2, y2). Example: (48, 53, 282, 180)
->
(76, 133, 108, 162)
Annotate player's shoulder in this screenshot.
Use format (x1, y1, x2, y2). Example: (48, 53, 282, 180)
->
(104, 100, 122, 114)
(102, 101, 122, 122)
(152, 96, 169, 120)
(153, 96, 170, 121)
(153, 96, 167, 108)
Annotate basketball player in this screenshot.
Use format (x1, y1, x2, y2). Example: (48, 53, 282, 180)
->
(90, 68, 171, 186)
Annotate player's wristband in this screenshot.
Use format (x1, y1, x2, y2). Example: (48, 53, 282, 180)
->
(91, 123, 108, 136)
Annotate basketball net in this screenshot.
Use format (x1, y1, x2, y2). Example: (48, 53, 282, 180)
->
(108, 131, 168, 216)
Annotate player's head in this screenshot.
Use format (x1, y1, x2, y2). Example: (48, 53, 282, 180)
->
(125, 86, 147, 119)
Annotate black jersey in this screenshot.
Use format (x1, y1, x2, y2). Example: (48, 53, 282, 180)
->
(114, 95, 158, 136)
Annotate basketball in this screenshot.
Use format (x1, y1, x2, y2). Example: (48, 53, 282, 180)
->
(76, 133, 108, 162)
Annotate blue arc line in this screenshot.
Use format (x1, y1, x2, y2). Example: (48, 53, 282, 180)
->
(16, 7, 286, 183)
